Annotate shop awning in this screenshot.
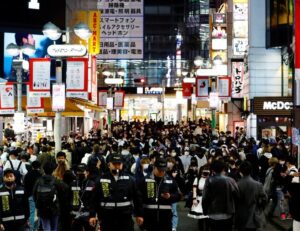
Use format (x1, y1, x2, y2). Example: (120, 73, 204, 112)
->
(22, 97, 84, 117)
(69, 98, 104, 112)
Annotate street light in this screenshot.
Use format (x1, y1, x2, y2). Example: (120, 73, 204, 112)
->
(6, 41, 35, 112)
(6, 39, 35, 142)
(103, 69, 124, 85)
(194, 56, 204, 67)
(102, 69, 125, 132)
(43, 21, 91, 153)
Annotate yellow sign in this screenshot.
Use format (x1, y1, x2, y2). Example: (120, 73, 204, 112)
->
(88, 11, 100, 55)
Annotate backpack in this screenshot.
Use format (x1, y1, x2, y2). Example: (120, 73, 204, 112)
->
(8, 160, 22, 185)
(263, 167, 274, 196)
(35, 177, 59, 217)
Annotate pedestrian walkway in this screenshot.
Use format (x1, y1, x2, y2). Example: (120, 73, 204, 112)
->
(133, 200, 293, 231)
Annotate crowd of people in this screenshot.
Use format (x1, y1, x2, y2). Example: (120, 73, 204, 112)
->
(0, 118, 299, 231)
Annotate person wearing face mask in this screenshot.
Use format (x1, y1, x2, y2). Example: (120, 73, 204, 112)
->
(187, 166, 210, 231)
(69, 163, 96, 231)
(135, 157, 151, 186)
(179, 147, 192, 174)
(169, 149, 185, 179)
(0, 168, 30, 231)
(138, 157, 181, 231)
(166, 157, 183, 231)
(89, 154, 144, 231)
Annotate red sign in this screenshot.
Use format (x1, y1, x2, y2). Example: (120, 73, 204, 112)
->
(182, 82, 192, 98)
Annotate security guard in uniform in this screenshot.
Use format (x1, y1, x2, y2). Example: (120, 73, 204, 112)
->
(89, 154, 144, 231)
(70, 163, 96, 231)
(138, 157, 181, 231)
(0, 168, 29, 231)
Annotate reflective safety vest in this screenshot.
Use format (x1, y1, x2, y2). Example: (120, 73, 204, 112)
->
(0, 186, 28, 225)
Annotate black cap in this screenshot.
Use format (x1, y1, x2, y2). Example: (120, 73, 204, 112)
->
(76, 163, 87, 172)
(3, 168, 14, 176)
(109, 154, 123, 163)
(8, 148, 17, 156)
(154, 157, 167, 170)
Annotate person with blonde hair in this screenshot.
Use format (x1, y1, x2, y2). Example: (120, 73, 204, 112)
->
(53, 151, 69, 180)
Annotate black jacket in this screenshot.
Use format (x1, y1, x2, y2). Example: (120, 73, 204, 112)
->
(0, 184, 29, 226)
(69, 176, 96, 216)
(90, 171, 143, 218)
(287, 182, 300, 221)
(138, 173, 181, 210)
(23, 169, 42, 197)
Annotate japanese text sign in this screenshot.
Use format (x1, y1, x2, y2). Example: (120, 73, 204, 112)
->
(231, 62, 244, 98)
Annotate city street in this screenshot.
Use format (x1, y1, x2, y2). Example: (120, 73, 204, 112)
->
(134, 201, 293, 231)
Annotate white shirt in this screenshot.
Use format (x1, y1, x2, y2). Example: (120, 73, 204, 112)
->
(81, 153, 92, 165)
(3, 158, 28, 176)
(179, 155, 192, 173)
(29, 155, 37, 163)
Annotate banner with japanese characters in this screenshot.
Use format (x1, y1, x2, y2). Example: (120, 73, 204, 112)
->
(88, 11, 100, 55)
(232, 62, 244, 98)
(0, 83, 15, 114)
(196, 76, 209, 98)
(29, 58, 51, 97)
(98, 90, 108, 107)
(66, 58, 88, 99)
(27, 85, 44, 114)
(114, 90, 125, 108)
(97, 0, 144, 59)
(218, 76, 231, 98)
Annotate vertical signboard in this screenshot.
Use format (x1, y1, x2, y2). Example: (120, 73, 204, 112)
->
(29, 58, 51, 97)
(66, 58, 88, 99)
(196, 77, 209, 98)
(97, 0, 144, 59)
(182, 82, 192, 98)
(52, 84, 65, 111)
(232, 62, 244, 98)
(88, 11, 100, 55)
(0, 83, 15, 114)
(98, 90, 108, 107)
(114, 90, 125, 108)
(91, 56, 98, 104)
(232, 0, 248, 56)
(27, 85, 44, 113)
(218, 76, 231, 98)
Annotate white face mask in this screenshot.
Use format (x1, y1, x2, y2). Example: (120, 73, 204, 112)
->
(167, 162, 174, 168)
(171, 152, 176, 157)
(142, 164, 149, 171)
(184, 151, 189, 155)
(279, 161, 285, 165)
